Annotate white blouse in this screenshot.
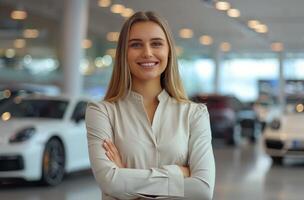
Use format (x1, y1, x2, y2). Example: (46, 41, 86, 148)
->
(85, 90, 215, 200)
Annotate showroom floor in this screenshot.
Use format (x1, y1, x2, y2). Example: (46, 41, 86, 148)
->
(1, 139, 303, 200)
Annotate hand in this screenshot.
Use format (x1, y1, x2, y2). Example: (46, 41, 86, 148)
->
(103, 139, 125, 168)
(179, 166, 190, 178)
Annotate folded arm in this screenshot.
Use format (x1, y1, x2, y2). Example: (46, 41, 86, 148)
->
(85, 102, 184, 199)
(183, 104, 216, 200)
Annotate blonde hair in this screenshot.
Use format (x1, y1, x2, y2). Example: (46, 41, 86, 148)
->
(104, 11, 189, 102)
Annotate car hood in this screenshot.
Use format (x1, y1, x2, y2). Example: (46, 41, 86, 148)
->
(0, 118, 66, 138)
(281, 114, 304, 134)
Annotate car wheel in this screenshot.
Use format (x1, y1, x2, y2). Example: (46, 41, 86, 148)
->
(271, 156, 283, 165)
(40, 138, 65, 186)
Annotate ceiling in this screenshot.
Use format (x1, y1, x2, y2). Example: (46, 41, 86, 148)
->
(1, 0, 304, 58)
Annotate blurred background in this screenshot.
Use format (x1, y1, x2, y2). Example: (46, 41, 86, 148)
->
(0, 0, 304, 200)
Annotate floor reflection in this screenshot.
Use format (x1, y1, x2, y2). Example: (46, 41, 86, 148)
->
(213, 139, 304, 200)
(1, 140, 304, 200)
(0, 170, 100, 200)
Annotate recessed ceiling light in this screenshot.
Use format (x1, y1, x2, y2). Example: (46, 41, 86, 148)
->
(98, 0, 111, 7)
(121, 8, 134, 18)
(247, 20, 260, 29)
(23, 29, 39, 38)
(220, 42, 231, 52)
(11, 10, 27, 20)
(227, 8, 240, 18)
(271, 42, 284, 52)
(215, 1, 231, 11)
(199, 35, 213, 45)
(255, 24, 268, 33)
(111, 4, 125, 14)
(179, 29, 193, 39)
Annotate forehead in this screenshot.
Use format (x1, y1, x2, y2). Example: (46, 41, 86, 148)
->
(128, 21, 167, 40)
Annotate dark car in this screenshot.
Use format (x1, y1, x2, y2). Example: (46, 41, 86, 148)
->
(0, 88, 33, 106)
(229, 96, 262, 143)
(191, 94, 261, 145)
(0, 84, 60, 106)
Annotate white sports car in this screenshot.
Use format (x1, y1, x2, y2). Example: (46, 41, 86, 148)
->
(0, 95, 91, 185)
(263, 102, 304, 165)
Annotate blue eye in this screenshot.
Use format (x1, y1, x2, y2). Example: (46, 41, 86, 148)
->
(130, 43, 142, 48)
(151, 42, 163, 47)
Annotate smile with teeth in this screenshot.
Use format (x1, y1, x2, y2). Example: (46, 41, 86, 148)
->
(138, 62, 159, 68)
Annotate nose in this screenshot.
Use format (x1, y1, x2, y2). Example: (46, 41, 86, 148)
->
(142, 44, 153, 58)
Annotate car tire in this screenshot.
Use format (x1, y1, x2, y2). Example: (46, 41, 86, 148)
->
(271, 156, 283, 165)
(40, 138, 65, 186)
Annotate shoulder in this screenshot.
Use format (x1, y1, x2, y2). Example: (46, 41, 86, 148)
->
(188, 101, 209, 120)
(169, 98, 209, 117)
(86, 100, 115, 115)
(173, 98, 208, 111)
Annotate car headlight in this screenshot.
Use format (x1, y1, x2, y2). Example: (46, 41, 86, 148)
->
(269, 119, 281, 130)
(9, 127, 36, 143)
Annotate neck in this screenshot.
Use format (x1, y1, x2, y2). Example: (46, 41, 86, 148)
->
(131, 79, 162, 103)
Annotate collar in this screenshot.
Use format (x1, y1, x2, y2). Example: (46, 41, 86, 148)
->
(128, 89, 169, 102)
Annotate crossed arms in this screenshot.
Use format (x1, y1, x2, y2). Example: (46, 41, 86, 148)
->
(85, 102, 215, 200)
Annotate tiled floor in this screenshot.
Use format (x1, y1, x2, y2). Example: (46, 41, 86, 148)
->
(1, 140, 304, 200)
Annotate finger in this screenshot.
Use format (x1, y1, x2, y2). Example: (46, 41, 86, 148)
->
(104, 144, 115, 160)
(108, 148, 115, 157)
(106, 140, 119, 154)
(103, 141, 110, 151)
(105, 140, 115, 151)
(105, 151, 114, 161)
(108, 151, 117, 164)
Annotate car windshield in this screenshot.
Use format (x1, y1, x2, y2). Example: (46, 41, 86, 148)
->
(0, 99, 68, 119)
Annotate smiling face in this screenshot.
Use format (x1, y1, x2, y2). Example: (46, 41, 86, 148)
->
(127, 21, 169, 84)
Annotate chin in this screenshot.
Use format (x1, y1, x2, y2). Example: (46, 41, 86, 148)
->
(133, 73, 162, 82)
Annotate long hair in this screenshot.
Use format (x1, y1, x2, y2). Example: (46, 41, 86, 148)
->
(104, 11, 189, 102)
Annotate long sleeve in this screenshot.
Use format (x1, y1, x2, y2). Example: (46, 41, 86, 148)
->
(184, 104, 216, 200)
(85, 102, 184, 200)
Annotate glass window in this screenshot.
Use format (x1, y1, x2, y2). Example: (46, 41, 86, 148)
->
(0, 99, 68, 119)
(219, 58, 279, 102)
(284, 58, 304, 79)
(179, 58, 214, 96)
(71, 101, 88, 121)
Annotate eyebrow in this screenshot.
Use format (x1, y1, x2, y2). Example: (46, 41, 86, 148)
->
(128, 38, 165, 42)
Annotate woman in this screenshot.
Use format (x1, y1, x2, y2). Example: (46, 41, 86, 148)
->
(85, 11, 215, 200)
